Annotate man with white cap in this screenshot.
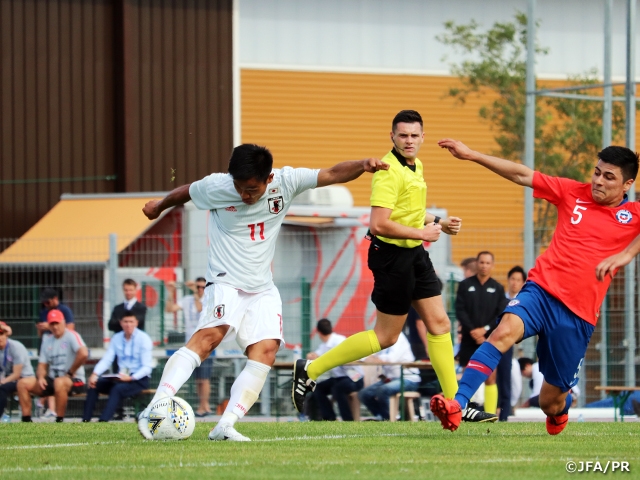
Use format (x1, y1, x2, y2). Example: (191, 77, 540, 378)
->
(17, 310, 88, 422)
(0, 321, 35, 419)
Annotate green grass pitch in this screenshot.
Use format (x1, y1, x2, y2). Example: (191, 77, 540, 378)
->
(1, 421, 638, 480)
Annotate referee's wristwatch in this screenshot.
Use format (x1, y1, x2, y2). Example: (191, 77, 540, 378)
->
(433, 216, 441, 225)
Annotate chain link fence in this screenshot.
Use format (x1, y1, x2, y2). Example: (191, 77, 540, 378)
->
(1, 226, 638, 412)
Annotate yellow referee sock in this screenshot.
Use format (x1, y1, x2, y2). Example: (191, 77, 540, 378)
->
(427, 332, 458, 399)
(307, 330, 381, 380)
(484, 384, 498, 414)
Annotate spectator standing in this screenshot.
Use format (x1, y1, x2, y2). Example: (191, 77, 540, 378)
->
(460, 257, 477, 279)
(17, 310, 88, 422)
(307, 319, 364, 421)
(108, 279, 147, 333)
(83, 312, 153, 422)
(165, 278, 212, 416)
(38, 287, 75, 336)
(494, 266, 527, 421)
(358, 332, 421, 420)
(455, 251, 507, 422)
(506, 266, 527, 301)
(0, 321, 35, 419)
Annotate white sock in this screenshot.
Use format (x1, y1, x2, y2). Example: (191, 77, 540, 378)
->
(220, 360, 270, 426)
(148, 347, 201, 407)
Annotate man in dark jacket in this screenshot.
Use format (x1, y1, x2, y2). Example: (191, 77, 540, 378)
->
(108, 279, 147, 333)
(455, 251, 508, 422)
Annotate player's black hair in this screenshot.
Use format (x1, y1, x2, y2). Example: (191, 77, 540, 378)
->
(122, 278, 137, 287)
(518, 357, 534, 372)
(316, 318, 333, 336)
(597, 146, 640, 182)
(507, 265, 527, 282)
(476, 250, 494, 261)
(392, 110, 423, 132)
(196, 277, 206, 283)
(228, 143, 273, 183)
(121, 309, 136, 319)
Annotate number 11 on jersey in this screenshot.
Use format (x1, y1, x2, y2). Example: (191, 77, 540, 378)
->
(248, 222, 265, 241)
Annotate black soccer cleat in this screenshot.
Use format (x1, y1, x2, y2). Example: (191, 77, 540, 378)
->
(461, 402, 498, 423)
(292, 359, 316, 413)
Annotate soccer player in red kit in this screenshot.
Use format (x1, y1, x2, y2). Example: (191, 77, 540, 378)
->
(431, 138, 640, 435)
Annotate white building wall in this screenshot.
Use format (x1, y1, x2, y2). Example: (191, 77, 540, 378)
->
(239, 0, 639, 80)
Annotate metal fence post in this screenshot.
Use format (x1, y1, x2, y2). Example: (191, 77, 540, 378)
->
(301, 278, 311, 357)
(108, 233, 118, 349)
(624, 0, 637, 388)
(448, 272, 457, 344)
(31, 285, 39, 347)
(160, 283, 165, 347)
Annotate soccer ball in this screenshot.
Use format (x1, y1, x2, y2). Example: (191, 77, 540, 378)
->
(145, 396, 196, 440)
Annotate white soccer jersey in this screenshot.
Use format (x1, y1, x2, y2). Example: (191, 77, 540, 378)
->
(189, 167, 319, 292)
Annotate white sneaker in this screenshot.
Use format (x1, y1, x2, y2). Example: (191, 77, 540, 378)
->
(208, 423, 251, 442)
(44, 409, 57, 418)
(137, 409, 154, 440)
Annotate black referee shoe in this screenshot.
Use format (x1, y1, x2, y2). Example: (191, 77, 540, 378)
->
(462, 402, 498, 423)
(292, 359, 316, 413)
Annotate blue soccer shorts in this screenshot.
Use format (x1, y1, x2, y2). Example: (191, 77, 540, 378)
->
(501, 281, 594, 392)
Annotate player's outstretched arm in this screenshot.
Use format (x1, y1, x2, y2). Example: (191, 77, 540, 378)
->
(142, 184, 192, 220)
(596, 234, 640, 281)
(316, 158, 389, 187)
(438, 138, 534, 187)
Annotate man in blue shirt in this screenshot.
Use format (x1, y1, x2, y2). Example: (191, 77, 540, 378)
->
(38, 287, 75, 335)
(82, 311, 153, 422)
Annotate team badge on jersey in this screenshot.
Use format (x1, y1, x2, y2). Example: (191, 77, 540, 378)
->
(616, 210, 632, 224)
(268, 196, 284, 215)
(214, 304, 225, 319)
(508, 299, 520, 307)
(268, 187, 280, 194)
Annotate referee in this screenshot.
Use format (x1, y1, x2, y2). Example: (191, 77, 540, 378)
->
(455, 250, 508, 422)
(294, 110, 461, 410)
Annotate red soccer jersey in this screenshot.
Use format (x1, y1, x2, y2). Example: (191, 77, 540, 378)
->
(528, 172, 640, 326)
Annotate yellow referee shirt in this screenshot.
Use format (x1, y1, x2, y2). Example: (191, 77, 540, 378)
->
(370, 149, 427, 248)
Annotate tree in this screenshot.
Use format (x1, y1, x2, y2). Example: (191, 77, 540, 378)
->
(437, 13, 627, 252)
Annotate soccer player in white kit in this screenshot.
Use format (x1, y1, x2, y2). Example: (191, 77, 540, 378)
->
(139, 143, 388, 441)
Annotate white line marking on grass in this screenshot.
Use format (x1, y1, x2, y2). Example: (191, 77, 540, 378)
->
(0, 456, 552, 474)
(0, 433, 403, 451)
(0, 441, 124, 450)
(253, 433, 409, 442)
(0, 461, 247, 474)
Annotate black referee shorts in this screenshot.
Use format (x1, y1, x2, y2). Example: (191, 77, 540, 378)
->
(368, 237, 442, 315)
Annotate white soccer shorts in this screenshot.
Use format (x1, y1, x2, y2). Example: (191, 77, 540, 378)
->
(195, 283, 284, 351)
